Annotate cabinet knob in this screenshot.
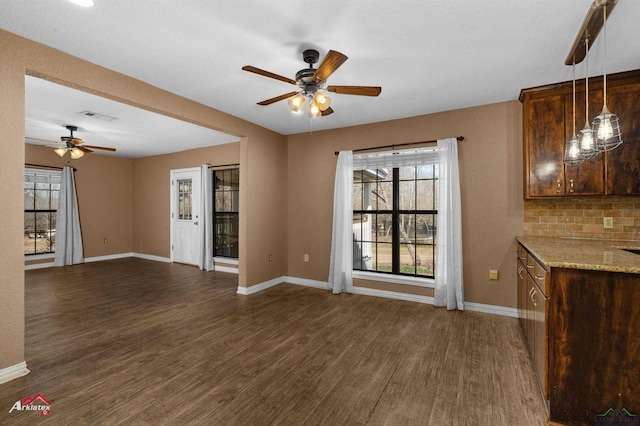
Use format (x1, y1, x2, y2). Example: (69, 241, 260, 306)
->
(569, 179, 574, 193)
(557, 179, 561, 193)
(535, 274, 545, 280)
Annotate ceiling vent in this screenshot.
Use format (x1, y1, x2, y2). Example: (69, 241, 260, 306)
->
(78, 111, 117, 121)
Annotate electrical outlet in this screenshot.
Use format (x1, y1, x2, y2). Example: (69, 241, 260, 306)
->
(489, 269, 499, 280)
(603, 217, 614, 229)
(103, 237, 108, 243)
(268, 254, 273, 261)
(304, 254, 309, 262)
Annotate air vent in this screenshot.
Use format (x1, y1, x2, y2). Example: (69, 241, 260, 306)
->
(78, 111, 117, 121)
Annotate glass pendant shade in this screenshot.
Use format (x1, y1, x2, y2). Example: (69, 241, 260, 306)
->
(70, 148, 84, 159)
(314, 92, 331, 111)
(578, 124, 598, 160)
(288, 94, 305, 114)
(564, 135, 584, 166)
(593, 105, 622, 151)
(307, 99, 321, 118)
(54, 147, 67, 157)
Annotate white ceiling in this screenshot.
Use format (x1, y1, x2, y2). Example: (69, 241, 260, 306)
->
(3, 0, 640, 158)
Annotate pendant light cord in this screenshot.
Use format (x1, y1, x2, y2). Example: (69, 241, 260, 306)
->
(602, 4, 608, 107)
(584, 37, 589, 122)
(572, 62, 576, 136)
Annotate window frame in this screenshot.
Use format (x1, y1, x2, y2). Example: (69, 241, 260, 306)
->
(213, 167, 239, 259)
(352, 160, 438, 287)
(24, 168, 61, 258)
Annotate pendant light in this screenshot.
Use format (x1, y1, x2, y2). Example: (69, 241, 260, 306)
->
(592, 3, 623, 152)
(577, 37, 599, 160)
(564, 63, 584, 166)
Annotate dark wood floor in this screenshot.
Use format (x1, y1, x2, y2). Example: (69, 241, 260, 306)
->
(0, 258, 548, 425)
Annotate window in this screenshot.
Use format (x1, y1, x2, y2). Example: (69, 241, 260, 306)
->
(214, 168, 239, 258)
(352, 164, 438, 278)
(24, 168, 61, 256)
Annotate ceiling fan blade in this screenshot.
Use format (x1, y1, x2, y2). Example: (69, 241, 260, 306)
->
(257, 91, 299, 106)
(327, 85, 382, 96)
(77, 146, 93, 153)
(83, 145, 117, 152)
(312, 50, 348, 84)
(321, 107, 334, 117)
(242, 66, 296, 85)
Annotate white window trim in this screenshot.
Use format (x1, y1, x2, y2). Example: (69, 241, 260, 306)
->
(353, 270, 435, 288)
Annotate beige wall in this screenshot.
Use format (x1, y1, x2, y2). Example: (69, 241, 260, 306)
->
(25, 144, 134, 259)
(286, 101, 525, 307)
(0, 29, 287, 372)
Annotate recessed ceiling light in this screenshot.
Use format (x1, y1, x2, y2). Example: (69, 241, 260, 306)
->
(68, 0, 94, 7)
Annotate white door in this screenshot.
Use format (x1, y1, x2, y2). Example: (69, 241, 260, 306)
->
(171, 168, 201, 265)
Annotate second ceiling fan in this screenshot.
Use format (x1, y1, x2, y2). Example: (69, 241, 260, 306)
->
(242, 49, 381, 117)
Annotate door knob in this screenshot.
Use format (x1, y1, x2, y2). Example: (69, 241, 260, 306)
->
(194, 222, 199, 225)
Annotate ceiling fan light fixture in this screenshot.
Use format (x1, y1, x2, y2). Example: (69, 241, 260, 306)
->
(288, 94, 305, 114)
(314, 92, 331, 111)
(54, 147, 67, 157)
(70, 147, 85, 159)
(307, 100, 321, 119)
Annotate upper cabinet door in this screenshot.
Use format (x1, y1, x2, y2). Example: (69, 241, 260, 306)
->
(524, 95, 566, 198)
(604, 81, 640, 195)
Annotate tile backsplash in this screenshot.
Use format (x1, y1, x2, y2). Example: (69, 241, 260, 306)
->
(524, 197, 640, 241)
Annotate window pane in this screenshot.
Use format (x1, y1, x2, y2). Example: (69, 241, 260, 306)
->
(416, 244, 435, 277)
(352, 182, 363, 210)
(399, 213, 416, 243)
(24, 185, 34, 210)
(214, 213, 239, 258)
(35, 212, 53, 254)
(399, 181, 416, 210)
(417, 164, 437, 179)
(374, 181, 393, 210)
(373, 243, 392, 273)
(35, 188, 50, 210)
(399, 243, 416, 275)
(416, 214, 436, 244)
(416, 179, 435, 210)
(177, 179, 192, 220)
(24, 212, 36, 255)
(50, 188, 59, 210)
(376, 214, 392, 242)
(353, 170, 364, 183)
(399, 166, 416, 180)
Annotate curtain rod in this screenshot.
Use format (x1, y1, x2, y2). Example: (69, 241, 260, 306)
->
(206, 162, 239, 169)
(25, 163, 76, 171)
(334, 136, 464, 156)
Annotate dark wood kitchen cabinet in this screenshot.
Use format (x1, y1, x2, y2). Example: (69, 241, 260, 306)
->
(520, 69, 640, 199)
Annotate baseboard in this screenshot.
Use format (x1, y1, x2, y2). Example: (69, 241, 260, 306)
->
(215, 265, 239, 274)
(24, 262, 54, 270)
(237, 276, 284, 295)
(85, 253, 135, 263)
(133, 253, 172, 263)
(0, 362, 30, 385)
(464, 301, 518, 318)
(283, 276, 329, 290)
(352, 286, 435, 304)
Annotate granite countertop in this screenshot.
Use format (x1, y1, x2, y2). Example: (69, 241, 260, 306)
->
(517, 236, 640, 274)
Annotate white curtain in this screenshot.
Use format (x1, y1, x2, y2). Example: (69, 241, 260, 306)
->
(433, 137, 464, 310)
(54, 166, 83, 266)
(328, 151, 354, 294)
(199, 164, 214, 271)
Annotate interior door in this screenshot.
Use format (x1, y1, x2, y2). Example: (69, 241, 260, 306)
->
(171, 168, 201, 265)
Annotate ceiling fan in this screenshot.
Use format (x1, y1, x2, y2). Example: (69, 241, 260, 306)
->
(39, 125, 116, 159)
(242, 49, 381, 117)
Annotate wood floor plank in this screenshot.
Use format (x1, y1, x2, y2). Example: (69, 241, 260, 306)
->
(0, 259, 548, 425)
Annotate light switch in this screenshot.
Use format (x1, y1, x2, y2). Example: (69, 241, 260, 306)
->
(489, 269, 499, 280)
